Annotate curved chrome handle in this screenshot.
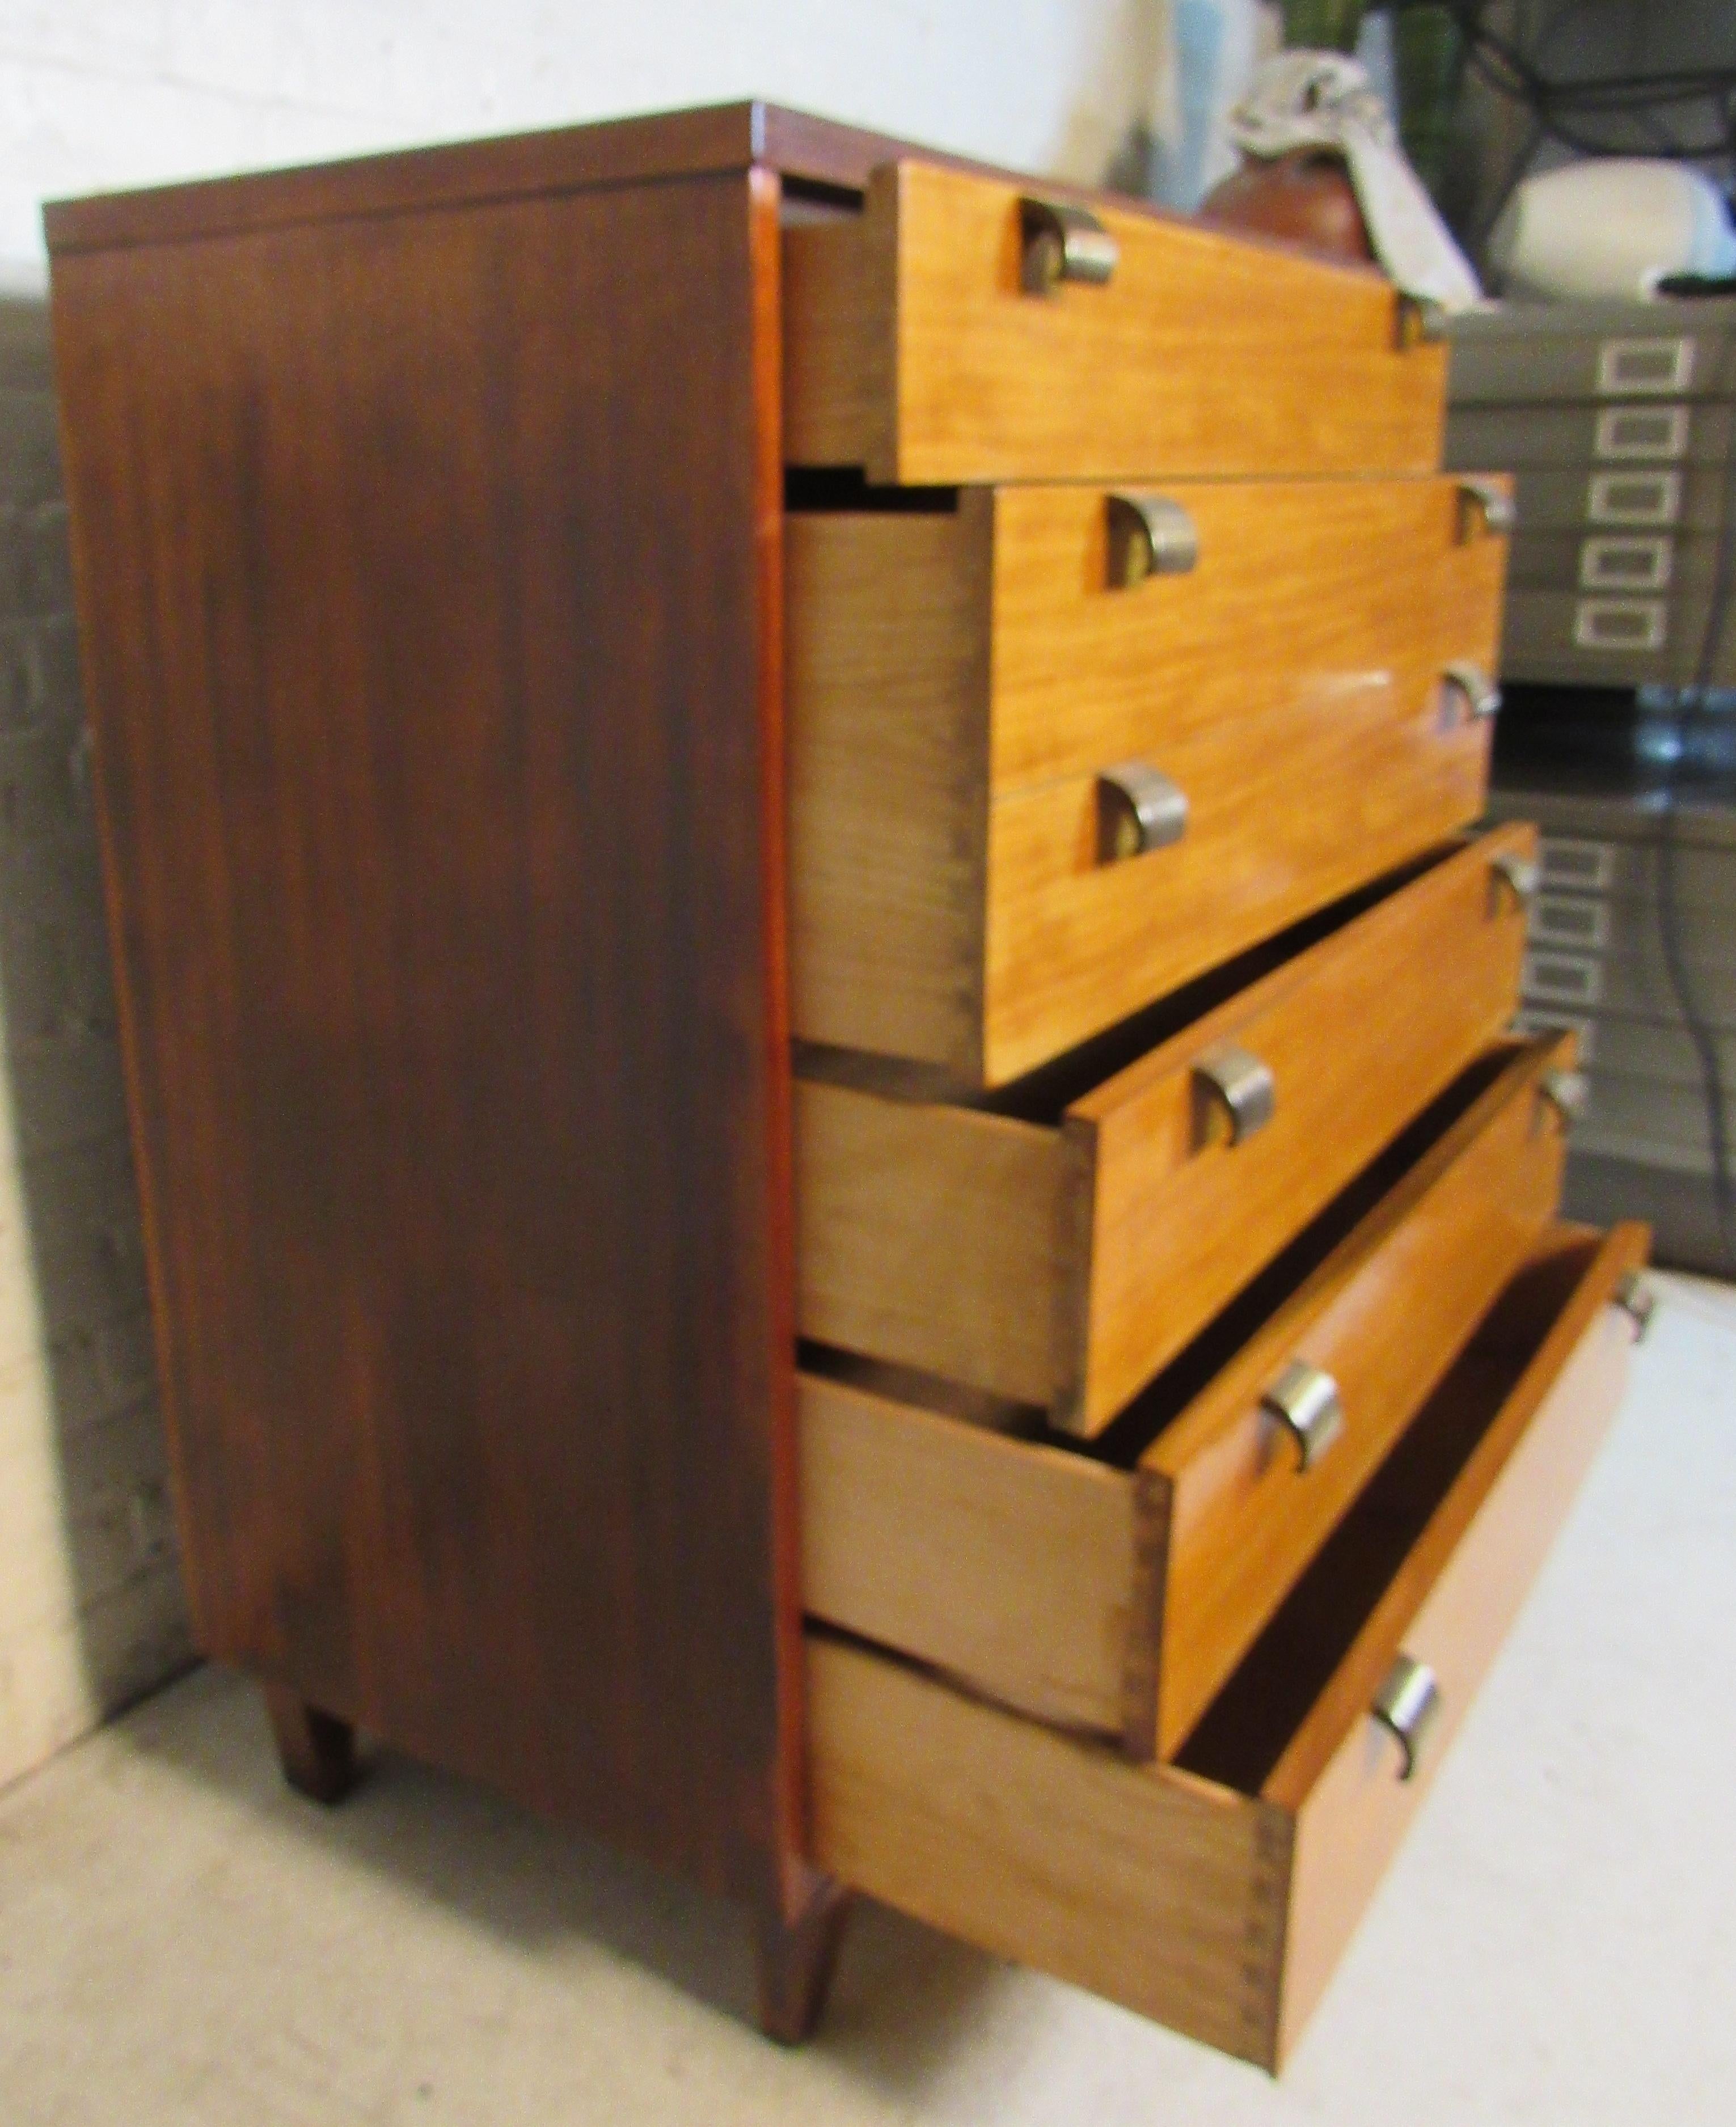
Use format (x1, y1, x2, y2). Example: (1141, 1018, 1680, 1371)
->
(1105, 493, 1199, 587)
(1020, 198, 1118, 293)
(1260, 1361, 1345, 1472)
(1457, 476, 1517, 542)
(1614, 1269, 1657, 1342)
(1490, 850, 1540, 911)
(1096, 761, 1188, 862)
(1443, 661, 1503, 724)
(1539, 1066, 1589, 1130)
(1193, 1043, 1277, 1147)
(1372, 1654, 1441, 1781)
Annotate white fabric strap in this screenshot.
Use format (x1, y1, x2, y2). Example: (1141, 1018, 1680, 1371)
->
(1226, 50, 1482, 311)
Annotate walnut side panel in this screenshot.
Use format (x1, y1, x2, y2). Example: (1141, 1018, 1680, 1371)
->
(52, 171, 800, 1905)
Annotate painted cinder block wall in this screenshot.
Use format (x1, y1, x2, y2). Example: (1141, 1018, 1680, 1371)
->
(0, 1, 1173, 1792)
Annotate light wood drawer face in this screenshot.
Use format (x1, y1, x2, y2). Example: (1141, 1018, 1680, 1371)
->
(788, 476, 1508, 1085)
(800, 1033, 1572, 1757)
(797, 830, 1534, 1436)
(783, 163, 1446, 484)
(807, 1221, 1649, 2071)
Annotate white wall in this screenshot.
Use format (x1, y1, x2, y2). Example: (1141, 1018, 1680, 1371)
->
(0, 0, 1167, 278)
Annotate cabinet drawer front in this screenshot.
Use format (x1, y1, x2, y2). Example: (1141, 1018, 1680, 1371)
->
(796, 831, 1534, 1432)
(798, 1037, 1569, 1758)
(1066, 828, 1532, 1430)
(784, 163, 1445, 484)
(1145, 1037, 1570, 1755)
(788, 475, 1506, 1083)
(808, 1223, 1649, 2071)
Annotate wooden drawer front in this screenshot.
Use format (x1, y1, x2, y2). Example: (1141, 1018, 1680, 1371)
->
(799, 1035, 1570, 1758)
(807, 1223, 1649, 2072)
(797, 830, 1534, 1436)
(789, 477, 1509, 1084)
(783, 163, 1446, 484)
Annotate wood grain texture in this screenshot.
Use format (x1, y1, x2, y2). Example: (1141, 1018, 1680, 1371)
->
(795, 1075, 1075, 1406)
(1275, 1223, 1646, 2061)
(1258, 1222, 1649, 1812)
(813, 1223, 1645, 2070)
(797, 1370, 1163, 1744)
(985, 477, 1507, 790)
(784, 161, 1446, 483)
(806, 1632, 1290, 2067)
(787, 476, 1508, 1082)
(1066, 827, 1535, 1429)
(797, 1035, 1570, 1765)
(1145, 1034, 1569, 1756)
(785, 502, 990, 1076)
(48, 101, 1120, 259)
(798, 834, 1532, 1429)
(52, 170, 800, 1908)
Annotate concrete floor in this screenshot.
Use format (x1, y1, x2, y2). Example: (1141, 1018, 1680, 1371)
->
(3, 1272, 1734, 2126)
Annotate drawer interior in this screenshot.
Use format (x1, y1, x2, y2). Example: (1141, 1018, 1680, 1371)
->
(807, 1219, 1646, 2069)
(1179, 1224, 1634, 1794)
(798, 826, 1533, 1427)
(802, 1031, 1570, 1754)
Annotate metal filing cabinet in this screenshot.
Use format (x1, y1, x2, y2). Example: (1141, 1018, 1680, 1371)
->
(1486, 776, 1735, 1274)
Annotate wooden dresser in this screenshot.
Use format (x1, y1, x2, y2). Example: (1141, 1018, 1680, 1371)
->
(46, 103, 1651, 2073)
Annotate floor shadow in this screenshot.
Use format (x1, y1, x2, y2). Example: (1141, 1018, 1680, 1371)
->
(112, 1661, 1010, 2092)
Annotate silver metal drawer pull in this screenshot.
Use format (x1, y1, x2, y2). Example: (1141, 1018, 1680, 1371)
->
(1456, 476, 1517, 542)
(1193, 1043, 1276, 1147)
(1105, 493, 1199, 587)
(1096, 761, 1188, 862)
(1614, 1270, 1657, 1343)
(1443, 661, 1502, 722)
(1490, 851, 1540, 911)
(1372, 1655, 1441, 1781)
(1395, 293, 1447, 348)
(1260, 1361, 1345, 1472)
(1020, 198, 1118, 293)
(1539, 1066, 1590, 1128)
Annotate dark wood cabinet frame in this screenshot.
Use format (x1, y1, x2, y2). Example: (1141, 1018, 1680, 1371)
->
(45, 103, 964, 2033)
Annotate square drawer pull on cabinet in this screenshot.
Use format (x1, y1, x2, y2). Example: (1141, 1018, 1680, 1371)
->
(1490, 851, 1540, 911)
(1096, 760, 1188, 861)
(1443, 661, 1502, 723)
(1615, 1271, 1657, 1342)
(1372, 1654, 1442, 1781)
(1105, 492, 1199, 586)
(1192, 1041, 1277, 1146)
(1456, 477, 1516, 541)
(1019, 198, 1117, 293)
(1259, 1360, 1345, 1471)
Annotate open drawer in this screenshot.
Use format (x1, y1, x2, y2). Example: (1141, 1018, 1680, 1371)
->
(798, 829, 1534, 1435)
(788, 474, 1507, 1083)
(807, 1221, 1650, 2070)
(782, 162, 1446, 484)
(802, 1032, 1575, 1758)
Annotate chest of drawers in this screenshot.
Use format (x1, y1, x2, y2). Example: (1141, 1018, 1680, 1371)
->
(47, 102, 1649, 2074)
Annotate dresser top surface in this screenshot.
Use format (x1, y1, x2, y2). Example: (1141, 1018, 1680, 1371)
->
(44, 99, 1108, 258)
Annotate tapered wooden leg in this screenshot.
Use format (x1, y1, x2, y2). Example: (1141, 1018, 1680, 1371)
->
(755, 1875, 852, 2045)
(263, 1683, 361, 1804)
